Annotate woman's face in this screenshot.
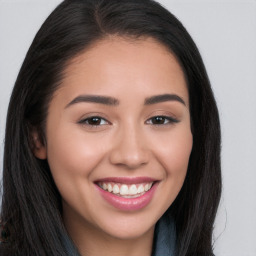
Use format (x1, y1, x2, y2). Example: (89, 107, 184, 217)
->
(36, 37, 192, 241)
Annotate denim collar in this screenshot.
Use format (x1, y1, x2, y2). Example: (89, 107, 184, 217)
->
(152, 214, 176, 256)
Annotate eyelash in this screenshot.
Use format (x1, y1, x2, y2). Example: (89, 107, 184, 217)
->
(78, 116, 109, 127)
(145, 116, 179, 125)
(78, 115, 179, 127)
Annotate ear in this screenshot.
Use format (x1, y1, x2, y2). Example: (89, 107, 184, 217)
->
(31, 130, 47, 160)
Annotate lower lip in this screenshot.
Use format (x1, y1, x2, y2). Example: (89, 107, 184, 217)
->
(96, 183, 158, 211)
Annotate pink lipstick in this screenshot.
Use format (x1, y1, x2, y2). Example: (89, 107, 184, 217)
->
(94, 177, 158, 211)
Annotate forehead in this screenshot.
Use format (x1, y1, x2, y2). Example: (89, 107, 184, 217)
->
(56, 36, 188, 105)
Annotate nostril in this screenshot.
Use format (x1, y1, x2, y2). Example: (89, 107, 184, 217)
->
(109, 148, 150, 169)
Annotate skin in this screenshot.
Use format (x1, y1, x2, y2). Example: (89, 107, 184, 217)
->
(34, 37, 193, 256)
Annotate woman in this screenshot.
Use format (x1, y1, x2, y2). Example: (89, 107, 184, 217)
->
(0, 0, 221, 255)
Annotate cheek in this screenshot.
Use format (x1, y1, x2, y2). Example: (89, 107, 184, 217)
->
(153, 126, 193, 181)
(147, 126, 193, 215)
(46, 125, 106, 194)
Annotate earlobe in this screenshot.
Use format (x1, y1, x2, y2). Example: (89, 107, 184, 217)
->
(31, 131, 47, 160)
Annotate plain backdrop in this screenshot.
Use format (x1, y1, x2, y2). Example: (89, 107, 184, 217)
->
(0, 1, 256, 255)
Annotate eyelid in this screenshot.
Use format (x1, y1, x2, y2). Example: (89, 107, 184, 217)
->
(145, 115, 180, 125)
(77, 114, 111, 127)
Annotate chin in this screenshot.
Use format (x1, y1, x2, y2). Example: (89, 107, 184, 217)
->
(94, 213, 157, 240)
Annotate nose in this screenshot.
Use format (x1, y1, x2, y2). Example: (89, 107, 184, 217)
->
(109, 125, 150, 169)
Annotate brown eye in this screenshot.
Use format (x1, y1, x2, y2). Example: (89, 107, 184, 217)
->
(151, 116, 166, 125)
(87, 117, 102, 125)
(79, 116, 109, 126)
(146, 116, 179, 125)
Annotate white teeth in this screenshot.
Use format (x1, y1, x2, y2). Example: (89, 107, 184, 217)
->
(129, 184, 137, 195)
(137, 184, 144, 193)
(120, 185, 129, 195)
(100, 182, 154, 196)
(113, 184, 120, 194)
(146, 183, 153, 191)
(107, 183, 112, 192)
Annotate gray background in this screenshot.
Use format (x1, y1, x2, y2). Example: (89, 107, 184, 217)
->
(0, 0, 256, 255)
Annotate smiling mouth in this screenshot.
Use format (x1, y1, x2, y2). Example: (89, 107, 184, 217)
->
(96, 182, 154, 198)
(94, 177, 159, 211)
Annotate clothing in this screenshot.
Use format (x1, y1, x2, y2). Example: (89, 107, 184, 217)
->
(152, 214, 176, 256)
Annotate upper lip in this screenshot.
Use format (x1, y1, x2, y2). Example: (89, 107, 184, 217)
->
(94, 176, 158, 184)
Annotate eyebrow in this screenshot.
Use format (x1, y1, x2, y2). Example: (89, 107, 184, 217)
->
(144, 94, 186, 106)
(65, 95, 119, 108)
(65, 93, 186, 108)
